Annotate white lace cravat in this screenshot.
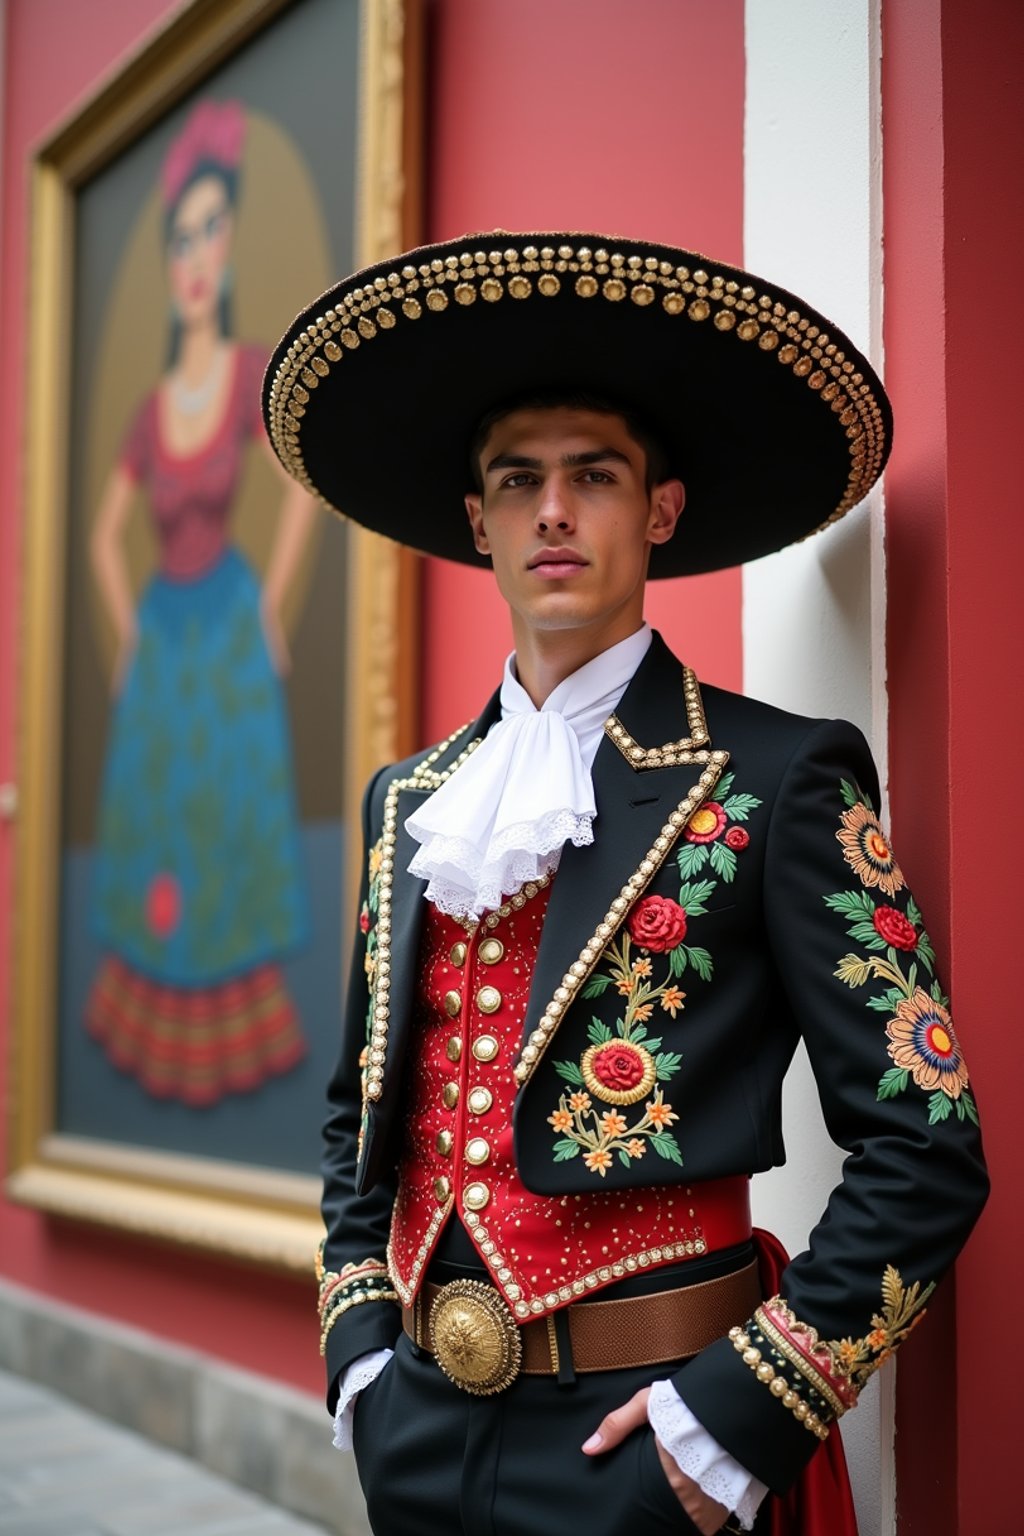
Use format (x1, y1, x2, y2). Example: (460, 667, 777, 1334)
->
(404, 626, 652, 920)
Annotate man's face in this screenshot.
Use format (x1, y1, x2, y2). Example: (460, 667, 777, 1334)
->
(464, 407, 684, 637)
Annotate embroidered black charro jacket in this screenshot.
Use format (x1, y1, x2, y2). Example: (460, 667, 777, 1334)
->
(319, 632, 988, 1492)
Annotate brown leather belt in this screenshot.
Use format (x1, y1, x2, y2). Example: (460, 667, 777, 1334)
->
(403, 1259, 761, 1394)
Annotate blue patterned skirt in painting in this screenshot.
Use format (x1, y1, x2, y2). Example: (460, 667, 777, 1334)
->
(91, 546, 310, 988)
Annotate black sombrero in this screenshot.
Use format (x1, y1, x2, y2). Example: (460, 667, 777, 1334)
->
(262, 233, 891, 576)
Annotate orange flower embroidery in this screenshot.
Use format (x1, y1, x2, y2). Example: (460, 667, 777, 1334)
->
(548, 1108, 573, 1133)
(632, 1002, 654, 1024)
(661, 986, 686, 1017)
(584, 1148, 613, 1176)
(836, 801, 905, 899)
(600, 1110, 628, 1138)
(632, 957, 653, 978)
(626, 1138, 647, 1158)
(646, 1099, 679, 1129)
(886, 989, 969, 1100)
(569, 1091, 592, 1112)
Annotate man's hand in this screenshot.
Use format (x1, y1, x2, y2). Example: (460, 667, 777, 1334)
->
(582, 1386, 730, 1536)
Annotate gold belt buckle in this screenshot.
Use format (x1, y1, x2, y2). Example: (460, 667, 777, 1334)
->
(428, 1278, 523, 1395)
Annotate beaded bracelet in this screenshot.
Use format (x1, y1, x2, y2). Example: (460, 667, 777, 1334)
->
(728, 1324, 829, 1440)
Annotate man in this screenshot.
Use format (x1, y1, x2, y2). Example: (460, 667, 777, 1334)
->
(263, 234, 988, 1535)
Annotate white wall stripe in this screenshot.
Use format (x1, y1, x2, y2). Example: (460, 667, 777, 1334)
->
(742, 2, 891, 1532)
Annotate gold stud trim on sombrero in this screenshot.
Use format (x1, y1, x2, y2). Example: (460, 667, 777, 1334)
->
(267, 240, 886, 546)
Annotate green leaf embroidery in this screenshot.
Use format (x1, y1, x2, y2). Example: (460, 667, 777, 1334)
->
(877, 1067, 909, 1099)
(676, 843, 709, 880)
(668, 946, 688, 979)
(655, 1051, 683, 1080)
(929, 979, 950, 1007)
(681, 945, 713, 982)
(618, 1148, 632, 1169)
(649, 1133, 684, 1165)
(927, 1092, 953, 1125)
(638, 1035, 663, 1053)
(960, 1091, 980, 1126)
(906, 897, 922, 926)
(715, 771, 735, 800)
(553, 1138, 581, 1161)
(722, 793, 762, 822)
(554, 1060, 585, 1086)
(847, 920, 889, 950)
(866, 986, 909, 1014)
(916, 933, 936, 975)
(587, 1018, 613, 1046)
(824, 889, 876, 919)
(678, 879, 716, 914)
(583, 974, 613, 998)
(840, 778, 861, 809)
(709, 841, 738, 882)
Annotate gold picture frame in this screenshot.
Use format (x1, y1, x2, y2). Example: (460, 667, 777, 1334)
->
(9, 0, 423, 1274)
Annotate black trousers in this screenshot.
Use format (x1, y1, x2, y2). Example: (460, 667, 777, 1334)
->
(352, 1243, 768, 1536)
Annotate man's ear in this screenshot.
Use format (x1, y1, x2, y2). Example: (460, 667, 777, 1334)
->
(465, 493, 490, 555)
(647, 479, 685, 546)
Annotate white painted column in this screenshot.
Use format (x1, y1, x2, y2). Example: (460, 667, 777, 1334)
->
(743, 3, 891, 1533)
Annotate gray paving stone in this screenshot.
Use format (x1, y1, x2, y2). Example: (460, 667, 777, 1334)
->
(0, 1372, 334, 1536)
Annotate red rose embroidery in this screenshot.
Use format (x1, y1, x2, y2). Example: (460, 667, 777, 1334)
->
(359, 905, 370, 933)
(684, 802, 728, 844)
(591, 1042, 646, 1092)
(873, 905, 917, 951)
(725, 826, 750, 851)
(628, 894, 688, 952)
(145, 873, 181, 939)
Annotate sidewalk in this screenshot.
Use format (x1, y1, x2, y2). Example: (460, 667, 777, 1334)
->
(0, 1370, 334, 1536)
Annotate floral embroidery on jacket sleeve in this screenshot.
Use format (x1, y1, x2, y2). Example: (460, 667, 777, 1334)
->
(824, 780, 978, 1127)
(827, 1264, 935, 1392)
(547, 776, 762, 1174)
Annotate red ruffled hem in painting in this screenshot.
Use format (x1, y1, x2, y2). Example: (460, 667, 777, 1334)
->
(86, 956, 306, 1105)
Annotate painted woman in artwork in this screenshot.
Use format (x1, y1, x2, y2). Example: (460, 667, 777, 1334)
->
(88, 99, 317, 1106)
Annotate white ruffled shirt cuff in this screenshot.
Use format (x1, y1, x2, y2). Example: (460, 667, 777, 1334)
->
(332, 1348, 393, 1450)
(648, 1379, 769, 1530)
(334, 1353, 769, 1530)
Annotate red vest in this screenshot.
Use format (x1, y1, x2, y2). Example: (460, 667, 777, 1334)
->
(388, 880, 751, 1321)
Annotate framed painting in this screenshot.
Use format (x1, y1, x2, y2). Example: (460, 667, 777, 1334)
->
(9, 0, 423, 1272)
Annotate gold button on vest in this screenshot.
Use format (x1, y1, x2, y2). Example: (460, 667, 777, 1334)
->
(443, 1081, 460, 1109)
(465, 1136, 491, 1166)
(434, 1175, 451, 1203)
(436, 1129, 453, 1157)
(467, 1086, 492, 1115)
(478, 938, 504, 965)
(464, 1181, 490, 1212)
(472, 1034, 499, 1062)
(476, 985, 502, 1014)
(450, 942, 467, 967)
(444, 989, 462, 1018)
(446, 1036, 463, 1063)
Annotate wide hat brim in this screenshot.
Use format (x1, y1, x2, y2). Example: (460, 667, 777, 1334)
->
(263, 232, 891, 577)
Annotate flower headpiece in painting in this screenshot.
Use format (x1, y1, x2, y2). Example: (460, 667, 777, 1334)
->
(162, 99, 246, 211)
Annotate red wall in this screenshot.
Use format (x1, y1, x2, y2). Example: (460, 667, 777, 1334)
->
(0, 0, 744, 1393)
(884, 1, 1024, 1528)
